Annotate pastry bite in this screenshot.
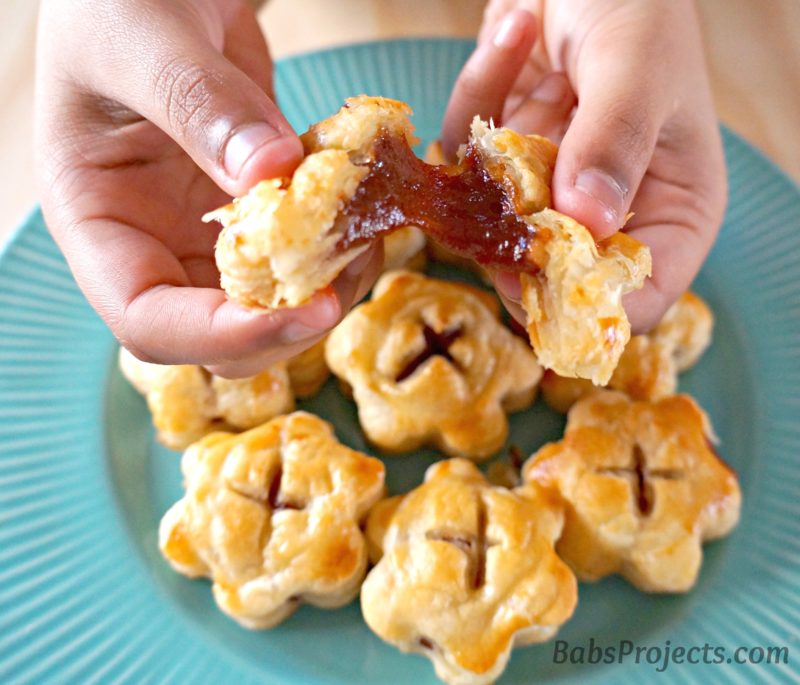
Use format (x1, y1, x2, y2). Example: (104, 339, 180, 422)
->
(325, 271, 543, 460)
(205, 95, 651, 384)
(285, 337, 330, 398)
(541, 291, 714, 412)
(119, 344, 329, 449)
(523, 390, 741, 592)
(119, 347, 293, 450)
(159, 411, 385, 629)
(362, 459, 577, 685)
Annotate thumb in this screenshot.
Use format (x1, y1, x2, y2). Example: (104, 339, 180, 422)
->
(84, 4, 303, 195)
(551, 28, 671, 238)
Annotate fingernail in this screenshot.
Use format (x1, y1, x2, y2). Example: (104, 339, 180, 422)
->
(223, 123, 304, 181)
(531, 74, 568, 104)
(494, 271, 522, 303)
(279, 321, 321, 345)
(315, 291, 341, 325)
(493, 12, 526, 50)
(574, 168, 628, 227)
(345, 250, 372, 279)
(224, 122, 278, 179)
(278, 292, 340, 344)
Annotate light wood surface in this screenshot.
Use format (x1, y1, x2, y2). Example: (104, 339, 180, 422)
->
(1, 0, 798, 243)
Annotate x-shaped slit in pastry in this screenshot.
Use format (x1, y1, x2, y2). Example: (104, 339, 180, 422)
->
(395, 325, 463, 382)
(228, 465, 304, 512)
(425, 495, 496, 589)
(598, 445, 683, 516)
(267, 466, 304, 511)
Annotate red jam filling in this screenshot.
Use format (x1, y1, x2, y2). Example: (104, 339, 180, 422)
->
(333, 131, 545, 273)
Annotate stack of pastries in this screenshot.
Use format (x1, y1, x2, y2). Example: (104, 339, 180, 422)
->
(120, 97, 741, 685)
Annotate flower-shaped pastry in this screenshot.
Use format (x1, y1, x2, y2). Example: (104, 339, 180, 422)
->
(205, 96, 650, 384)
(159, 411, 385, 628)
(119, 342, 329, 449)
(362, 459, 577, 685)
(541, 292, 713, 412)
(325, 271, 543, 459)
(523, 390, 741, 592)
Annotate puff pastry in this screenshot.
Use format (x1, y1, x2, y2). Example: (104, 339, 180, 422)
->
(362, 459, 577, 685)
(159, 411, 385, 628)
(541, 292, 713, 412)
(205, 96, 651, 384)
(523, 390, 741, 592)
(325, 271, 543, 459)
(119, 342, 329, 449)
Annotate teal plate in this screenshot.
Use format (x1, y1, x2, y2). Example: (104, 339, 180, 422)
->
(1, 39, 799, 685)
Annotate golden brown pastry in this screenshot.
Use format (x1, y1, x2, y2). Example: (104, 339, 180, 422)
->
(159, 411, 385, 629)
(325, 271, 543, 459)
(205, 96, 650, 385)
(119, 348, 293, 449)
(285, 337, 330, 397)
(519, 213, 650, 384)
(523, 390, 741, 592)
(541, 291, 714, 412)
(208, 97, 417, 310)
(362, 459, 577, 685)
(120, 344, 329, 449)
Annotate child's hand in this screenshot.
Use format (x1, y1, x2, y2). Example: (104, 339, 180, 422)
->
(442, 0, 727, 333)
(35, 0, 381, 377)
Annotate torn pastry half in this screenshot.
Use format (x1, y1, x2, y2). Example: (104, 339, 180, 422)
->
(205, 96, 651, 385)
(119, 340, 329, 450)
(362, 458, 577, 685)
(159, 411, 385, 629)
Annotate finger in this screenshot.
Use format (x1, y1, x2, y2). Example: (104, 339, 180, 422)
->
(218, 2, 276, 101)
(208, 245, 385, 378)
(204, 331, 329, 379)
(76, 2, 302, 195)
(180, 255, 221, 288)
(441, 9, 538, 159)
(504, 72, 577, 142)
(490, 271, 527, 325)
(477, 0, 523, 45)
(330, 243, 383, 313)
(551, 24, 673, 239)
(622, 215, 716, 334)
(59, 214, 340, 365)
(350, 242, 385, 306)
(124, 286, 340, 366)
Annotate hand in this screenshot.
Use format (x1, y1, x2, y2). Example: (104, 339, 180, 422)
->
(442, 0, 727, 332)
(35, 0, 381, 377)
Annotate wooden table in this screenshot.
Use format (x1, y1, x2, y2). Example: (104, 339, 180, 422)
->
(1, 0, 798, 242)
